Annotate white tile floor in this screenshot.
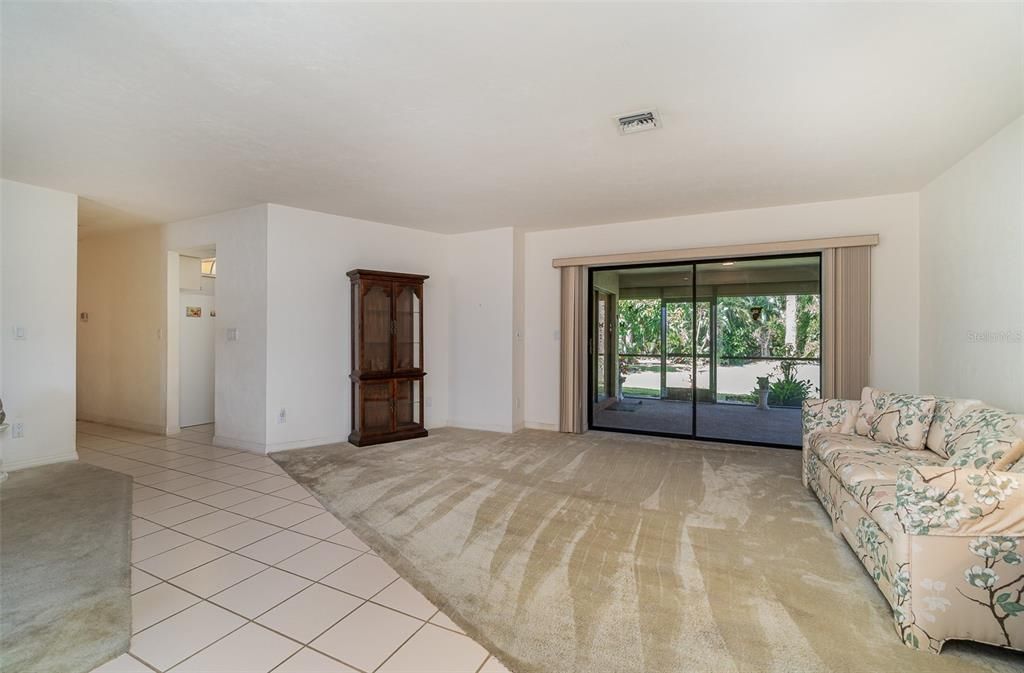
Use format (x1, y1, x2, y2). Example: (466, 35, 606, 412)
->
(78, 422, 511, 673)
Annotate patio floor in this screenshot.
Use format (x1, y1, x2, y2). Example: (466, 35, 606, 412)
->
(592, 398, 802, 446)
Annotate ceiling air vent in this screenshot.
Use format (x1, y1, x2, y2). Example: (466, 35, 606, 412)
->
(615, 109, 661, 135)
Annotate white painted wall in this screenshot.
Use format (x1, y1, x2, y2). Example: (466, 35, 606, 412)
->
(512, 228, 526, 431)
(164, 205, 268, 450)
(179, 290, 216, 427)
(0, 184, 3, 461)
(77, 226, 166, 432)
(179, 256, 203, 290)
(523, 193, 922, 428)
(920, 116, 1024, 412)
(0, 180, 78, 470)
(446, 228, 517, 432)
(264, 204, 450, 451)
(165, 252, 180, 435)
(71, 189, 931, 447)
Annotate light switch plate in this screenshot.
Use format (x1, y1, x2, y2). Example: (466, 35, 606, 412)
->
(226, 327, 239, 342)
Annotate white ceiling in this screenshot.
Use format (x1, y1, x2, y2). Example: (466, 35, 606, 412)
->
(3, 2, 1021, 234)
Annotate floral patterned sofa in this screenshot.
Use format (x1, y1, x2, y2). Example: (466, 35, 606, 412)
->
(802, 388, 1024, 653)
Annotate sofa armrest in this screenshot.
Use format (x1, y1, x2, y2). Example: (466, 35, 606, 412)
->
(896, 465, 1024, 536)
(802, 398, 859, 487)
(802, 398, 859, 444)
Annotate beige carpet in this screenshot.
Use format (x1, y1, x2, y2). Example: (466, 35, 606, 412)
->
(272, 428, 1023, 673)
(1, 462, 133, 673)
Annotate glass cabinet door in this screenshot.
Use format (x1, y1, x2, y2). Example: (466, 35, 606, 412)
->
(394, 378, 422, 430)
(361, 381, 394, 435)
(360, 281, 393, 374)
(394, 283, 422, 371)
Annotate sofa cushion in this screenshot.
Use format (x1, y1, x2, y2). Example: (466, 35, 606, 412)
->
(810, 431, 891, 462)
(940, 406, 1024, 470)
(925, 397, 983, 457)
(811, 435, 943, 541)
(821, 442, 945, 487)
(854, 387, 937, 450)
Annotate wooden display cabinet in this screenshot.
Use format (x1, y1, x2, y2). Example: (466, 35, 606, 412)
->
(348, 269, 427, 446)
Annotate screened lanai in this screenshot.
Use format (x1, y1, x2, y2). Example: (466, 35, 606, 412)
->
(590, 255, 821, 446)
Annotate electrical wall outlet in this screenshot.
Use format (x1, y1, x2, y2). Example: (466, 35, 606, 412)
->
(226, 327, 239, 342)
(11, 423, 24, 439)
(277, 408, 287, 424)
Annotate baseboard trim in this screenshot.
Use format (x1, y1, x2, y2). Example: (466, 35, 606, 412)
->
(77, 414, 165, 436)
(5, 450, 79, 472)
(266, 434, 350, 454)
(446, 419, 515, 433)
(525, 421, 559, 431)
(212, 435, 268, 455)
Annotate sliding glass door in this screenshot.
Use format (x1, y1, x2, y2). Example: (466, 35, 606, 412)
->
(593, 265, 695, 435)
(691, 256, 821, 444)
(589, 254, 821, 447)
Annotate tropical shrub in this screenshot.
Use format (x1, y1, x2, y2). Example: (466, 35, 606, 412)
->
(768, 377, 813, 407)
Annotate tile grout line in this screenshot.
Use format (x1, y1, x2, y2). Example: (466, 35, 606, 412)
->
(132, 511, 360, 565)
(131, 559, 419, 673)
(80, 423, 487, 673)
(131, 547, 392, 671)
(87, 451, 314, 526)
(88, 440, 356, 569)
(136, 539, 438, 635)
(368, 619, 431, 673)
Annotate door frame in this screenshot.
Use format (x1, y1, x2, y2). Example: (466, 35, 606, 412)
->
(591, 289, 616, 411)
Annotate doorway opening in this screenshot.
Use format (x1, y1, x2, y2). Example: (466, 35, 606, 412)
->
(589, 253, 822, 447)
(176, 246, 216, 431)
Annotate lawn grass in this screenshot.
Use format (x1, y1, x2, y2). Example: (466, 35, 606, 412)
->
(621, 387, 659, 398)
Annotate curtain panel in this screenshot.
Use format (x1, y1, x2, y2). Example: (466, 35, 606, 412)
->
(559, 266, 588, 433)
(822, 245, 872, 400)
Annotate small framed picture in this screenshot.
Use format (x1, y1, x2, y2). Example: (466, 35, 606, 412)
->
(186, 306, 202, 318)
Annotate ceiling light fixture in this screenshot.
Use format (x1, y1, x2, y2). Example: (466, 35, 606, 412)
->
(721, 261, 735, 266)
(615, 109, 661, 135)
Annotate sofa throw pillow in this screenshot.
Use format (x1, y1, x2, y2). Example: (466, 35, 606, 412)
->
(944, 434, 1023, 471)
(993, 439, 1024, 471)
(941, 407, 1024, 470)
(854, 387, 937, 450)
(1012, 453, 1024, 473)
(925, 397, 983, 458)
